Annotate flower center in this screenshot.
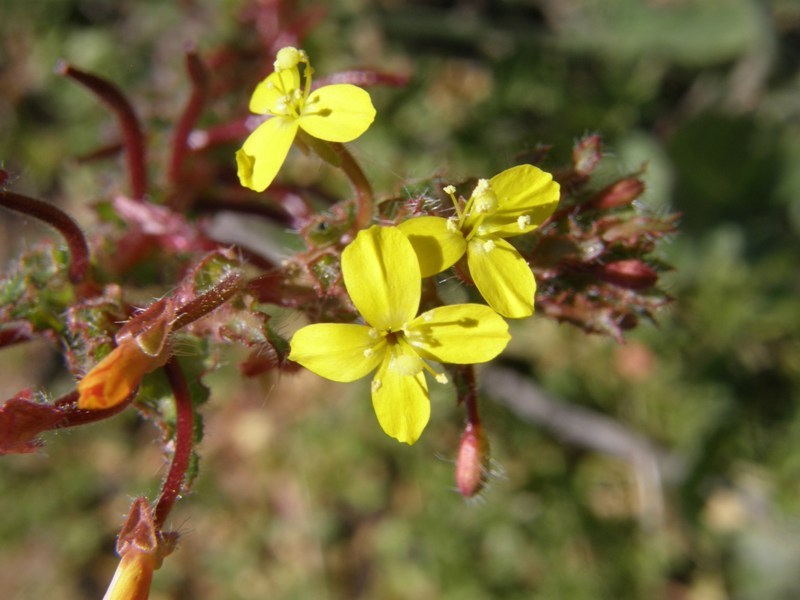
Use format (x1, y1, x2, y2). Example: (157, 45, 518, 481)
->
(379, 328, 448, 383)
(444, 178, 500, 242)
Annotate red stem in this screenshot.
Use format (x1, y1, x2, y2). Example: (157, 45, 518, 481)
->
(168, 50, 209, 187)
(54, 390, 134, 427)
(154, 358, 194, 529)
(0, 190, 90, 284)
(460, 365, 480, 426)
(171, 270, 244, 331)
(330, 142, 374, 232)
(57, 62, 148, 200)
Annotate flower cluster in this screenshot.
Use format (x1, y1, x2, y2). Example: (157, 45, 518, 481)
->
(289, 226, 511, 444)
(235, 48, 562, 444)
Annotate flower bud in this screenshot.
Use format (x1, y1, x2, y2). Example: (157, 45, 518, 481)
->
(590, 178, 644, 210)
(598, 259, 658, 290)
(455, 422, 490, 498)
(573, 135, 602, 177)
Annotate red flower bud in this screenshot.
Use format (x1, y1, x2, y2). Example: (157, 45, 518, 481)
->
(573, 135, 602, 177)
(455, 422, 490, 498)
(598, 260, 658, 290)
(590, 178, 644, 210)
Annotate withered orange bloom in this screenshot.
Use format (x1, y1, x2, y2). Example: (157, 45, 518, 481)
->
(78, 301, 173, 410)
(77, 340, 167, 409)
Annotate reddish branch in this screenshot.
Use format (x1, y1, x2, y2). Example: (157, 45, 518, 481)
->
(57, 61, 148, 200)
(154, 358, 194, 529)
(169, 50, 209, 187)
(0, 189, 90, 284)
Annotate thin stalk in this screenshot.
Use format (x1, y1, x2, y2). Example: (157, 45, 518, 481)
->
(154, 358, 194, 529)
(168, 50, 209, 188)
(330, 142, 374, 231)
(0, 190, 90, 283)
(57, 61, 148, 199)
(54, 390, 134, 427)
(460, 364, 480, 426)
(171, 270, 244, 331)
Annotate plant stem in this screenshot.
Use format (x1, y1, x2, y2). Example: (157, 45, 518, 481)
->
(330, 142, 374, 232)
(0, 190, 90, 284)
(154, 358, 194, 529)
(57, 61, 148, 200)
(54, 390, 134, 427)
(171, 269, 244, 331)
(168, 49, 209, 189)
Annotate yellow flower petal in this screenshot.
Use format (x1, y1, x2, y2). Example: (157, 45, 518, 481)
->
(467, 237, 536, 318)
(371, 350, 430, 445)
(406, 304, 510, 364)
(289, 323, 384, 382)
(249, 67, 301, 114)
(238, 117, 299, 191)
(398, 216, 467, 277)
(342, 226, 420, 331)
(299, 84, 376, 143)
(484, 164, 560, 236)
(103, 550, 156, 600)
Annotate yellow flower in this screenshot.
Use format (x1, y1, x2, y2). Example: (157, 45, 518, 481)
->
(236, 46, 376, 192)
(288, 226, 510, 444)
(399, 164, 560, 318)
(103, 497, 176, 600)
(103, 548, 157, 600)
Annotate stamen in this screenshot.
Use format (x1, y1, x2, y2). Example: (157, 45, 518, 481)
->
(419, 359, 448, 383)
(444, 185, 463, 220)
(472, 179, 497, 214)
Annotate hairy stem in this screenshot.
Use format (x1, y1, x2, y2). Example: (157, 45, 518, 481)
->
(54, 390, 134, 427)
(168, 49, 209, 189)
(330, 142, 374, 232)
(0, 190, 90, 284)
(154, 358, 194, 529)
(171, 269, 244, 331)
(57, 61, 148, 199)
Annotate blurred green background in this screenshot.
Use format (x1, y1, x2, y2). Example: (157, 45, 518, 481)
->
(2, 0, 800, 598)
